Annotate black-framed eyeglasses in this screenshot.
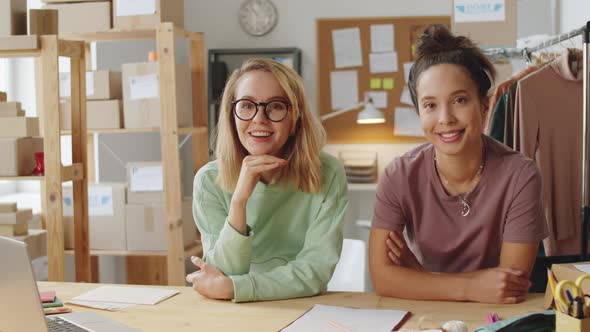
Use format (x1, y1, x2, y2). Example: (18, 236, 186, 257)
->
(232, 98, 291, 122)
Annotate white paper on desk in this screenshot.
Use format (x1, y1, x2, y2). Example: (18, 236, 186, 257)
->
(575, 264, 590, 274)
(129, 164, 164, 192)
(330, 70, 358, 110)
(394, 107, 423, 137)
(403, 62, 414, 83)
(73, 286, 179, 305)
(332, 28, 363, 69)
(454, 0, 506, 23)
(129, 74, 159, 100)
(281, 304, 409, 332)
(369, 52, 398, 73)
(366, 91, 387, 109)
(371, 24, 394, 53)
(116, 0, 156, 16)
(67, 300, 136, 312)
(400, 87, 413, 106)
(59, 72, 94, 97)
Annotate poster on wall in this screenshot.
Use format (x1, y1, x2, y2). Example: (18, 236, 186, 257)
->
(454, 0, 506, 23)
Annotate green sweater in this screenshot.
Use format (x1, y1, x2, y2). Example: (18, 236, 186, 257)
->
(192, 152, 348, 302)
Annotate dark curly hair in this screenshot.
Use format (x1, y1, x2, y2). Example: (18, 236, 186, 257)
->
(407, 24, 496, 110)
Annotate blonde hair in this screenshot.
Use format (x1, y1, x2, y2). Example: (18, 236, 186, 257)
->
(214, 58, 326, 193)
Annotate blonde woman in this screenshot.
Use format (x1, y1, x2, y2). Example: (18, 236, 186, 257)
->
(187, 59, 349, 302)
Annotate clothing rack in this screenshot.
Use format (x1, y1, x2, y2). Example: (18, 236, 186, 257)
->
(484, 23, 590, 260)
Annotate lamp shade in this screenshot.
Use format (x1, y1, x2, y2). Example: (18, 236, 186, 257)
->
(356, 100, 385, 124)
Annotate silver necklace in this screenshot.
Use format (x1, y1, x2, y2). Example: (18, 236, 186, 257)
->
(435, 144, 485, 217)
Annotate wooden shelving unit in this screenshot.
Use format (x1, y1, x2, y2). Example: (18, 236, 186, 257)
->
(61, 23, 208, 286)
(0, 35, 91, 283)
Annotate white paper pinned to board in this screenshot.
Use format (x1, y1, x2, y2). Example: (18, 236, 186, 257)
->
(59, 72, 94, 97)
(400, 87, 413, 106)
(370, 24, 394, 53)
(394, 107, 423, 137)
(129, 74, 159, 100)
(454, 0, 506, 23)
(129, 164, 164, 192)
(366, 91, 388, 109)
(332, 28, 363, 69)
(330, 70, 359, 110)
(403, 62, 414, 83)
(116, 0, 156, 17)
(369, 52, 398, 73)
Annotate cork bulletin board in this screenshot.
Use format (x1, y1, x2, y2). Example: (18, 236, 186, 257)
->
(317, 16, 450, 143)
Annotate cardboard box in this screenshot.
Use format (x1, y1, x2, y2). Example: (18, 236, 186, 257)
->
(88, 71, 122, 100)
(63, 182, 127, 250)
(113, 0, 183, 30)
(29, 9, 58, 35)
(126, 161, 165, 204)
(42, 0, 106, 2)
(0, 137, 43, 176)
(0, 220, 28, 236)
(0, 35, 38, 50)
(451, 0, 517, 47)
(43, 2, 111, 33)
(0, 208, 32, 224)
(0, 0, 27, 36)
(0, 102, 24, 117)
(12, 229, 47, 260)
(0, 92, 6, 101)
(60, 70, 122, 100)
(121, 62, 191, 129)
(0, 203, 17, 213)
(60, 99, 122, 130)
(125, 198, 196, 251)
(0, 117, 39, 137)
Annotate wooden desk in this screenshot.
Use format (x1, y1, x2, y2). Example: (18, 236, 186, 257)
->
(39, 282, 547, 331)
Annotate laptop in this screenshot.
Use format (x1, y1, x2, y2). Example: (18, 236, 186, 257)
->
(0, 236, 140, 332)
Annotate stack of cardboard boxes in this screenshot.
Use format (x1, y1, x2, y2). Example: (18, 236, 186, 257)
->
(125, 161, 197, 251)
(62, 164, 198, 252)
(121, 61, 192, 128)
(0, 93, 43, 177)
(0, 202, 47, 260)
(60, 70, 123, 130)
(0, 202, 30, 236)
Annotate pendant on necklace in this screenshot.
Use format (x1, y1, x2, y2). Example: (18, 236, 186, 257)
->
(460, 200, 471, 217)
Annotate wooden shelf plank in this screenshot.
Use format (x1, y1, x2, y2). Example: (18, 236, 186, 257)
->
(64, 242, 202, 258)
(0, 176, 44, 181)
(60, 26, 197, 42)
(61, 126, 207, 135)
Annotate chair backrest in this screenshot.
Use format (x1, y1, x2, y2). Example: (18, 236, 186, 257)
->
(327, 238, 366, 292)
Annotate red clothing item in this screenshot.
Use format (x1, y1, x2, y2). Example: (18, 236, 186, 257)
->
(372, 135, 547, 273)
(514, 49, 584, 256)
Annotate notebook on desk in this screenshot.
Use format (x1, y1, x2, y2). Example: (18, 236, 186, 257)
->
(280, 304, 410, 332)
(0, 236, 139, 332)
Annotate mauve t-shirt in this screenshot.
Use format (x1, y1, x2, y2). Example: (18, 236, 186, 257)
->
(372, 135, 548, 273)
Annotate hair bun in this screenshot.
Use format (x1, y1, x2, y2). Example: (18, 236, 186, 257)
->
(415, 25, 477, 57)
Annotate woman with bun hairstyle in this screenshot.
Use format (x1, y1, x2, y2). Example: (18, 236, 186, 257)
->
(369, 25, 547, 304)
(187, 58, 348, 302)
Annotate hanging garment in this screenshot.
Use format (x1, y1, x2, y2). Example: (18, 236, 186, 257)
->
(513, 49, 584, 255)
(485, 65, 540, 132)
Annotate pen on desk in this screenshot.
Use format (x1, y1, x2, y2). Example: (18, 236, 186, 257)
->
(327, 319, 352, 332)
